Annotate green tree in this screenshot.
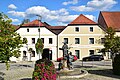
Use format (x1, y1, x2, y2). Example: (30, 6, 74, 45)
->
(103, 27, 120, 57)
(0, 13, 23, 70)
(104, 27, 115, 53)
(35, 38, 44, 59)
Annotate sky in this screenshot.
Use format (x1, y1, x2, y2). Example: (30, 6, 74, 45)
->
(0, 0, 120, 26)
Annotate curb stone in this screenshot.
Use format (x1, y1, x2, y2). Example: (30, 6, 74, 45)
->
(58, 70, 88, 79)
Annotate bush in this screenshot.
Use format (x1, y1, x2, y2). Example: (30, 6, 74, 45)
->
(113, 54, 120, 75)
(32, 59, 57, 80)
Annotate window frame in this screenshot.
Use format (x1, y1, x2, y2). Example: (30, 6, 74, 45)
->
(101, 38, 105, 44)
(75, 27, 79, 32)
(64, 38, 68, 44)
(31, 51, 35, 57)
(32, 38, 35, 44)
(90, 27, 93, 32)
(75, 38, 80, 44)
(49, 38, 53, 44)
(89, 38, 94, 44)
(27, 28, 29, 32)
(41, 38, 44, 43)
(89, 50, 94, 55)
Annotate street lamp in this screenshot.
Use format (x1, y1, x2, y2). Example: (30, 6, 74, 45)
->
(36, 15, 42, 39)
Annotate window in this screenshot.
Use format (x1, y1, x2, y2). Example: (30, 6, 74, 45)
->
(64, 38, 68, 44)
(75, 27, 79, 32)
(27, 28, 29, 32)
(89, 50, 94, 55)
(23, 51, 27, 57)
(75, 38, 80, 44)
(90, 27, 93, 32)
(89, 38, 94, 44)
(49, 38, 52, 44)
(32, 51, 35, 57)
(41, 38, 44, 43)
(101, 38, 105, 44)
(32, 38, 35, 44)
(75, 50, 80, 59)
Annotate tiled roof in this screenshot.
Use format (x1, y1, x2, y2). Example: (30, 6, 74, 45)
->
(69, 14, 97, 25)
(98, 11, 120, 31)
(46, 26, 66, 35)
(22, 19, 46, 27)
(20, 19, 66, 35)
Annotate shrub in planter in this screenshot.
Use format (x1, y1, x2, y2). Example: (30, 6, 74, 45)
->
(113, 54, 120, 75)
(32, 59, 57, 80)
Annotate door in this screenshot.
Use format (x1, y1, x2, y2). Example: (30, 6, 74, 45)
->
(43, 48, 52, 60)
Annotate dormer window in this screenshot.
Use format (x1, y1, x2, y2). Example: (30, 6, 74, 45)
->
(75, 27, 79, 32)
(27, 28, 29, 32)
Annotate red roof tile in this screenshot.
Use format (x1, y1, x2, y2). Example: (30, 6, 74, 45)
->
(69, 14, 97, 25)
(98, 11, 120, 31)
(22, 19, 46, 27)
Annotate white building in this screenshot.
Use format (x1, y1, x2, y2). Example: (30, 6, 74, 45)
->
(15, 20, 58, 61)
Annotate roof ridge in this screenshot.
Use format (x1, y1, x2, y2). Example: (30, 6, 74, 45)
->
(69, 14, 97, 25)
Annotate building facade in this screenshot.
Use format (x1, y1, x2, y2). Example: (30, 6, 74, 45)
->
(58, 14, 105, 60)
(11, 13, 119, 62)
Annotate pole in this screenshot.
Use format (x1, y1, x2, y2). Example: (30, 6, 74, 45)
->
(36, 15, 42, 59)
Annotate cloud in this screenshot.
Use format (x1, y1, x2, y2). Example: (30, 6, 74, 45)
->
(10, 18, 20, 22)
(84, 15, 96, 21)
(8, 11, 26, 17)
(62, 0, 78, 5)
(71, 5, 94, 12)
(71, 0, 117, 11)
(8, 4, 17, 10)
(8, 6, 95, 25)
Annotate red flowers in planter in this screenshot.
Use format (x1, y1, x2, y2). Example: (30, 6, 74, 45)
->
(32, 59, 57, 80)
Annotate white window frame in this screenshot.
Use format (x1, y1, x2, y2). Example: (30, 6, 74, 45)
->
(75, 27, 80, 32)
(89, 27, 93, 32)
(75, 38, 80, 44)
(89, 50, 94, 55)
(64, 38, 68, 44)
(89, 38, 94, 44)
(32, 38, 35, 44)
(49, 38, 53, 44)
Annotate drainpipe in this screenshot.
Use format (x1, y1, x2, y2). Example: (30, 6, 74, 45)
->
(57, 34, 59, 59)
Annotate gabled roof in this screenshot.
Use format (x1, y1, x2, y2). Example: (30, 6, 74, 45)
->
(46, 26, 66, 35)
(22, 19, 47, 27)
(68, 14, 97, 25)
(98, 11, 120, 31)
(19, 19, 66, 35)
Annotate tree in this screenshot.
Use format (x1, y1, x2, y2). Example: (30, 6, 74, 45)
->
(102, 27, 120, 57)
(0, 13, 23, 70)
(35, 38, 44, 59)
(28, 48, 33, 61)
(20, 19, 30, 25)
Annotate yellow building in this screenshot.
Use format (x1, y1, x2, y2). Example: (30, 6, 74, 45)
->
(58, 14, 105, 60)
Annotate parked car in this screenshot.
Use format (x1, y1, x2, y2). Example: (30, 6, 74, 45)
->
(82, 55, 104, 61)
(57, 55, 78, 62)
